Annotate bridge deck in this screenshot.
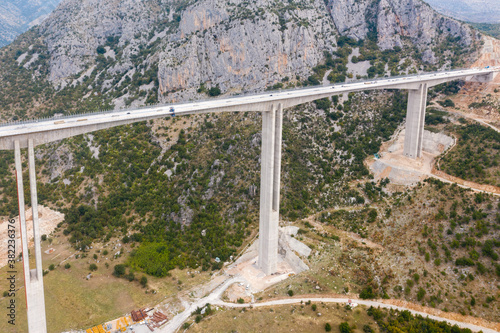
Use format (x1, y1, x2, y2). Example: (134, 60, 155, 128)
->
(0, 67, 497, 150)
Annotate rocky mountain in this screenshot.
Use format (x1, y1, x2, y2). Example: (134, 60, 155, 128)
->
(0, 1, 498, 325)
(0, 0, 62, 47)
(0, 0, 481, 120)
(423, 0, 500, 24)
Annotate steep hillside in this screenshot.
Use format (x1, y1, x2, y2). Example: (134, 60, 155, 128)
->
(0, 0, 62, 47)
(469, 22, 500, 40)
(423, 0, 500, 24)
(0, 0, 489, 280)
(0, 0, 482, 121)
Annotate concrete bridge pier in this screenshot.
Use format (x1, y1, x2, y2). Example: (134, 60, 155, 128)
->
(258, 103, 283, 275)
(403, 83, 428, 158)
(14, 139, 47, 333)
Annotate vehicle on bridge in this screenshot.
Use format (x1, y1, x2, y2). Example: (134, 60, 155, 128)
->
(169, 107, 175, 116)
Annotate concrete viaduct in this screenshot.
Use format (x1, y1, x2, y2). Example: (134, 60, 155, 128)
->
(0, 67, 497, 333)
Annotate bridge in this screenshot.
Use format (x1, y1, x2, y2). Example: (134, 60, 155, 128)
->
(0, 67, 497, 333)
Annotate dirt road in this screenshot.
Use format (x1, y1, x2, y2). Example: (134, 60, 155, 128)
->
(157, 273, 498, 333)
(212, 297, 499, 333)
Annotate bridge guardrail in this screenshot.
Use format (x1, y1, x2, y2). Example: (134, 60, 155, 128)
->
(0, 67, 496, 129)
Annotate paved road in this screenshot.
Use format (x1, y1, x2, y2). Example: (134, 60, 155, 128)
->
(1, 67, 498, 148)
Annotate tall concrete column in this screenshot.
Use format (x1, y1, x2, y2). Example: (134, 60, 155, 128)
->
(258, 103, 283, 275)
(14, 140, 47, 333)
(272, 103, 283, 212)
(403, 83, 428, 158)
(14, 140, 31, 300)
(27, 139, 47, 332)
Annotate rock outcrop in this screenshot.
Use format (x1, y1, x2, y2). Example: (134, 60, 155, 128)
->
(14, 0, 483, 93)
(158, 0, 337, 95)
(327, 0, 478, 53)
(0, 0, 62, 47)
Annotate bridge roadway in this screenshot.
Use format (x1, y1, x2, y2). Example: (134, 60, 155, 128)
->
(0, 67, 497, 150)
(1, 66, 498, 333)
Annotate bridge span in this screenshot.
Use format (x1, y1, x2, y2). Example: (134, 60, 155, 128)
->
(0, 67, 497, 333)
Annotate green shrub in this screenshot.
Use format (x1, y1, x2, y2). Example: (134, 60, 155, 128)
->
(339, 322, 352, 333)
(208, 86, 221, 97)
(417, 287, 426, 301)
(113, 264, 126, 277)
(359, 286, 376, 299)
(455, 257, 475, 266)
(363, 325, 373, 333)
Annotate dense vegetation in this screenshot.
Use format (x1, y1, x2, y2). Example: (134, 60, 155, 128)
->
(368, 307, 478, 333)
(469, 22, 500, 39)
(439, 123, 500, 186)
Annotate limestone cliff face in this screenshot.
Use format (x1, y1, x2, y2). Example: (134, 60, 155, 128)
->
(38, 0, 161, 82)
(32, 0, 481, 93)
(327, 0, 478, 53)
(157, 0, 337, 95)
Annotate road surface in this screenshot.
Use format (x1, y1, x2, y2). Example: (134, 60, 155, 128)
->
(158, 274, 498, 333)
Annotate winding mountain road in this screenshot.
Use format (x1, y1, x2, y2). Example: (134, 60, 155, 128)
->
(158, 274, 498, 333)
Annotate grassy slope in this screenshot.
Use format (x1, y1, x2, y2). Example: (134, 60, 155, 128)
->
(256, 180, 500, 322)
(0, 230, 213, 333)
(187, 303, 379, 333)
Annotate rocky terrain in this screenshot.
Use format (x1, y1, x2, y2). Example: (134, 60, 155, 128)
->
(0, 0, 481, 116)
(423, 0, 500, 24)
(0, 0, 62, 47)
(0, 1, 498, 330)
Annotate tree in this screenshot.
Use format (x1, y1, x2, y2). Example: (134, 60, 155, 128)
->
(359, 286, 376, 299)
(314, 98, 332, 111)
(208, 86, 221, 97)
(325, 323, 332, 332)
(363, 325, 373, 333)
(64, 263, 71, 269)
(339, 322, 351, 333)
(49, 264, 55, 271)
(113, 264, 126, 277)
(417, 287, 426, 301)
(89, 264, 98, 271)
(140, 276, 148, 287)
